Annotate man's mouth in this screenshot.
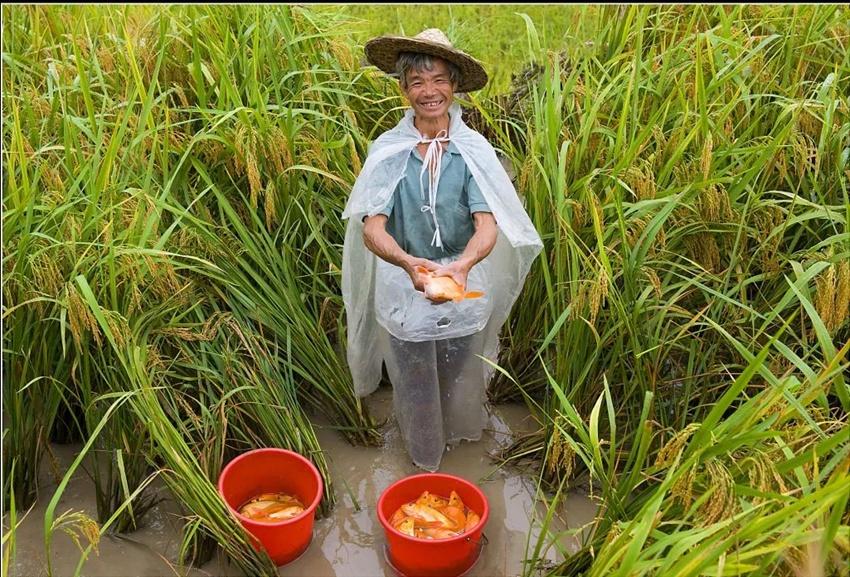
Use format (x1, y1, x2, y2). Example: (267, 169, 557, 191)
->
(420, 100, 444, 109)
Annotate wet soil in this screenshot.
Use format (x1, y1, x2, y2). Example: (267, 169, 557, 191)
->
(5, 387, 596, 576)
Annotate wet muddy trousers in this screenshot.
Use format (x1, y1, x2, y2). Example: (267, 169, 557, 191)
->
(384, 330, 488, 471)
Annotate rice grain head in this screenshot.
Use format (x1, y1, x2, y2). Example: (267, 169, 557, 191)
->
(518, 154, 535, 195)
(546, 415, 575, 480)
(644, 266, 662, 299)
(58, 512, 101, 556)
(798, 108, 822, 141)
(588, 267, 609, 326)
(744, 451, 788, 505)
(246, 151, 261, 210)
(96, 43, 115, 76)
(30, 251, 64, 300)
(104, 310, 130, 350)
(625, 217, 647, 248)
(794, 131, 818, 179)
(699, 234, 721, 273)
(572, 199, 587, 230)
(264, 180, 277, 230)
(671, 461, 697, 510)
(269, 126, 291, 175)
(700, 132, 713, 179)
(655, 423, 701, 467)
(128, 283, 143, 318)
(815, 263, 837, 333)
(833, 260, 850, 332)
(570, 281, 588, 321)
(783, 540, 825, 577)
(328, 38, 355, 70)
(652, 125, 667, 166)
(697, 459, 736, 525)
(173, 84, 189, 108)
(66, 283, 101, 350)
(348, 133, 362, 175)
(233, 124, 248, 175)
(625, 161, 656, 201)
(146, 344, 166, 373)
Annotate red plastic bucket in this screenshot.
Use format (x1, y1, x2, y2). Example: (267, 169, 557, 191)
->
(378, 473, 489, 577)
(217, 448, 323, 566)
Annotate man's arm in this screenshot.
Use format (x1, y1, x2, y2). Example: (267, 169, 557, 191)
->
(362, 215, 440, 292)
(433, 212, 498, 289)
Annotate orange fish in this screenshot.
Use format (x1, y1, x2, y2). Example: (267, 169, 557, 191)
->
(416, 491, 449, 509)
(448, 491, 465, 510)
(389, 508, 407, 528)
(464, 511, 480, 532)
(401, 503, 454, 529)
(389, 490, 481, 540)
(442, 505, 466, 530)
(421, 526, 459, 540)
(397, 517, 415, 536)
(238, 492, 305, 523)
(267, 505, 305, 520)
(415, 266, 485, 303)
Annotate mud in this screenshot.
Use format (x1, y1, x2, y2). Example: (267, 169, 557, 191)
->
(6, 387, 596, 576)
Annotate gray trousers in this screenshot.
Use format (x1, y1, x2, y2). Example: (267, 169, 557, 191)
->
(384, 330, 488, 471)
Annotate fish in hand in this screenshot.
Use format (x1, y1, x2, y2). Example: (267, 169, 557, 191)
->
(415, 266, 485, 303)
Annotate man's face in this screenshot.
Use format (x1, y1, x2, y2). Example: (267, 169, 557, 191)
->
(401, 58, 456, 122)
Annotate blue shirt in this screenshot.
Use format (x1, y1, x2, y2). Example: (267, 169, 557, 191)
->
(379, 141, 491, 260)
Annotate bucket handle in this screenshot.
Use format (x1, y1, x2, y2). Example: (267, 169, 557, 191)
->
(463, 532, 489, 548)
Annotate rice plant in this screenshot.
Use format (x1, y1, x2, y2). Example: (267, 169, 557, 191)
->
(2, 3, 381, 570)
(474, 5, 850, 574)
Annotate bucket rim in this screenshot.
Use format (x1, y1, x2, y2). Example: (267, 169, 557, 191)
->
(217, 447, 324, 528)
(377, 472, 489, 543)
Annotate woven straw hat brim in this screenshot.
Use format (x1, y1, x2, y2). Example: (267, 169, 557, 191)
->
(365, 36, 488, 92)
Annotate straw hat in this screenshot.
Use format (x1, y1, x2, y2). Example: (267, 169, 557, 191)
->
(364, 28, 488, 92)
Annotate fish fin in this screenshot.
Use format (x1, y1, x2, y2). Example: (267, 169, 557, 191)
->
(453, 295, 464, 303)
(415, 265, 430, 275)
(464, 291, 484, 300)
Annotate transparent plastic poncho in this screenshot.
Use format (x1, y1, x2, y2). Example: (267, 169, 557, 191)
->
(342, 103, 543, 398)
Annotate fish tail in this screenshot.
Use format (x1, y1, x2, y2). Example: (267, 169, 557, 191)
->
(464, 291, 484, 300)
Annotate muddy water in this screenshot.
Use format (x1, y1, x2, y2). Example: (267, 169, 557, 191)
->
(6, 387, 596, 577)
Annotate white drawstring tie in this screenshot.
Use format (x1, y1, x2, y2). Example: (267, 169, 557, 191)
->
(418, 129, 450, 249)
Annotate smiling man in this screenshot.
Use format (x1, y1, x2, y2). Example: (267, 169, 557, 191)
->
(342, 29, 542, 471)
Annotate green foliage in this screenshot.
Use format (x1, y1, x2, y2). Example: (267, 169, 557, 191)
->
(478, 6, 850, 576)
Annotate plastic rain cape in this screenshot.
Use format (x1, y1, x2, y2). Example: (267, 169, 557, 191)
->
(342, 103, 543, 398)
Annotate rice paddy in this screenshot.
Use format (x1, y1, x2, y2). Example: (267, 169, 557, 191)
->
(3, 4, 849, 576)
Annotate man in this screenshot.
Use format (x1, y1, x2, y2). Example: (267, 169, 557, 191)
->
(342, 29, 542, 471)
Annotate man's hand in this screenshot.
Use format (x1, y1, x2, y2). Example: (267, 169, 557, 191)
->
(431, 259, 472, 291)
(403, 257, 441, 292)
